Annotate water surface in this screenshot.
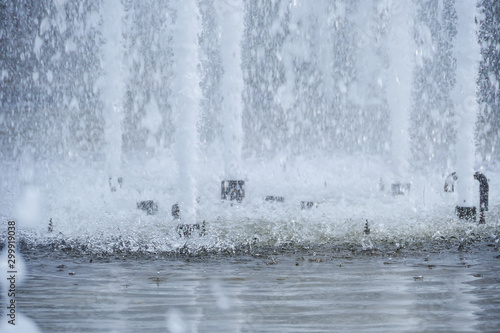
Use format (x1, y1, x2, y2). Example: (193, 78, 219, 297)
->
(11, 242, 500, 332)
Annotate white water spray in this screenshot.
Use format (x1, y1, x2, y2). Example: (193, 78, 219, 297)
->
(215, 0, 244, 179)
(172, 1, 202, 223)
(454, 0, 480, 208)
(100, 0, 126, 177)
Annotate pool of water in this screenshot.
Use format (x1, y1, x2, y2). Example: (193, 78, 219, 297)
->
(4, 241, 500, 332)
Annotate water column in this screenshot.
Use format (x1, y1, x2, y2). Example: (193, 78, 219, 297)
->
(215, 0, 244, 181)
(386, 2, 414, 184)
(100, 0, 126, 183)
(172, 1, 202, 223)
(454, 0, 480, 217)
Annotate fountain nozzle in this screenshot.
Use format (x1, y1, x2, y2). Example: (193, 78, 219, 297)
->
(445, 171, 489, 224)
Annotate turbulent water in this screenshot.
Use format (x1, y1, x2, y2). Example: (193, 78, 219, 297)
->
(2, 1, 499, 255)
(1, 154, 499, 256)
(0, 241, 498, 332)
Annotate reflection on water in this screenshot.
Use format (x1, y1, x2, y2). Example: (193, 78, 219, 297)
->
(7, 243, 500, 332)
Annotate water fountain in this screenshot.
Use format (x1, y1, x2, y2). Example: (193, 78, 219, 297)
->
(2, 1, 500, 331)
(215, 0, 246, 203)
(386, 1, 414, 195)
(172, 0, 202, 225)
(100, 0, 126, 186)
(0, 0, 497, 253)
(453, 0, 482, 221)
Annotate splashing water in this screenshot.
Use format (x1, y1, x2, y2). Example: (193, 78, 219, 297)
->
(0, 1, 499, 256)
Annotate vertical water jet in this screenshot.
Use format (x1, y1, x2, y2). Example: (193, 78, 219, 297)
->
(386, 1, 414, 185)
(216, 0, 246, 203)
(454, 0, 480, 218)
(215, 0, 245, 180)
(100, 0, 126, 180)
(172, 0, 202, 223)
